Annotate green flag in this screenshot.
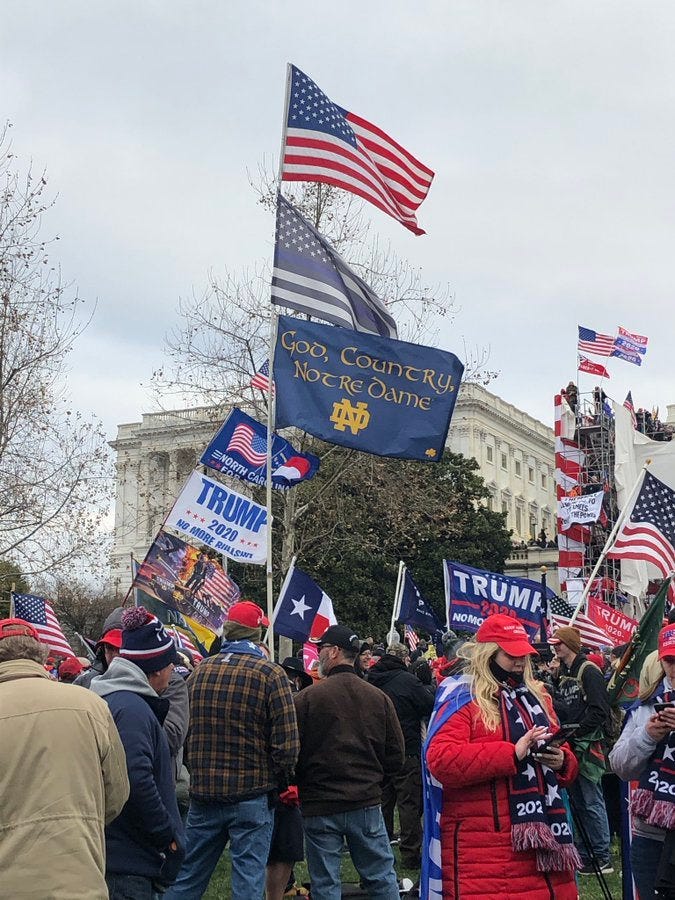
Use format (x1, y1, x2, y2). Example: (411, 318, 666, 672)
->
(608, 576, 673, 705)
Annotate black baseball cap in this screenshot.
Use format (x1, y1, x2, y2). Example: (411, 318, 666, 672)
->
(312, 624, 361, 651)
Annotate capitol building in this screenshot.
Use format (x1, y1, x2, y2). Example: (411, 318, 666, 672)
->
(109, 383, 558, 591)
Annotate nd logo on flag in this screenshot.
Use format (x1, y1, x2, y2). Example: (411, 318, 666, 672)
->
(274, 315, 464, 461)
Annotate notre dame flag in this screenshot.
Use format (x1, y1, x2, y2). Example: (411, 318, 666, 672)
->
(273, 315, 464, 462)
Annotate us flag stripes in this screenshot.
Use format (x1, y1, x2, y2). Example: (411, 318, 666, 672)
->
(250, 360, 275, 395)
(405, 624, 419, 652)
(547, 595, 611, 649)
(282, 65, 434, 235)
(227, 422, 268, 467)
(12, 594, 76, 658)
(607, 471, 675, 579)
(577, 326, 616, 357)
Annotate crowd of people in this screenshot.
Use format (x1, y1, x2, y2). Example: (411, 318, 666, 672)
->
(3, 601, 675, 899)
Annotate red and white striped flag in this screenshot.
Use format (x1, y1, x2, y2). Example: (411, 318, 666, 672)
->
(282, 65, 434, 235)
(548, 594, 612, 649)
(250, 360, 275, 395)
(170, 627, 204, 664)
(405, 624, 419, 652)
(12, 594, 76, 658)
(607, 471, 675, 580)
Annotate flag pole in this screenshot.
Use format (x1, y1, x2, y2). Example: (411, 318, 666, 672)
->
(388, 561, 405, 642)
(269, 555, 297, 632)
(264, 63, 293, 661)
(569, 460, 651, 626)
(265, 314, 279, 660)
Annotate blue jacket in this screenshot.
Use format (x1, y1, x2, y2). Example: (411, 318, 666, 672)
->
(91, 658, 184, 881)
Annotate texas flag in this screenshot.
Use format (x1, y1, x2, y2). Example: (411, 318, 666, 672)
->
(272, 564, 337, 643)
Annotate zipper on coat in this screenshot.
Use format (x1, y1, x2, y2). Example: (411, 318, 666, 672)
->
(490, 780, 501, 831)
(453, 821, 461, 899)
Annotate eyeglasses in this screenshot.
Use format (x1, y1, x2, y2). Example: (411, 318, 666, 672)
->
(662, 656, 675, 665)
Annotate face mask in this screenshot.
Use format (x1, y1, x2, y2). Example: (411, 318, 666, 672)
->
(489, 657, 524, 687)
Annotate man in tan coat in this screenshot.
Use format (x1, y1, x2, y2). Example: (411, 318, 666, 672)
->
(0, 617, 130, 899)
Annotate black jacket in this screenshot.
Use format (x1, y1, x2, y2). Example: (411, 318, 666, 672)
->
(368, 655, 435, 756)
(553, 653, 610, 740)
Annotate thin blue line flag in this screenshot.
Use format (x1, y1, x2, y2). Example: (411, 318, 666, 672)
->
(272, 194, 398, 338)
(273, 314, 464, 461)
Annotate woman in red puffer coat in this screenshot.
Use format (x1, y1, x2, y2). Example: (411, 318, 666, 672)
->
(424, 615, 579, 900)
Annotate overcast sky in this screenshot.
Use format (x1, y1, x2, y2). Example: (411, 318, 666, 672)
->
(3, 1, 674, 444)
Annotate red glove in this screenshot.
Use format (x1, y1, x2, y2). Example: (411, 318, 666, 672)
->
(279, 785, 299, 806)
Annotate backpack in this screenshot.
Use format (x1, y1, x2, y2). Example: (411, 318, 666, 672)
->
(575, 659, 624, 747)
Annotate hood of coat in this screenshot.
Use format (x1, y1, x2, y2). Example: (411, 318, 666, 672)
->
(368, 654, 408, 687)
(90, 655, 158, 699)
(0, 658, 52, 684)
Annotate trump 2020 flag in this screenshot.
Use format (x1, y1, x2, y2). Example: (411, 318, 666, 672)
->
(272, 564, 337, 643)
(273, 314, 463, 461)
(444, 561, 550, 638)
(282, 64, 434, 235)
(200, 408, 320, 490)
(272, 194, 398, 338)
(166, 470, 267, 565)
(396, 568, 443, 634)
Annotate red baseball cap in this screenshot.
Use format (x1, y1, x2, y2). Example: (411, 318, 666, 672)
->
(58, 657, 84, 679)
(0, 618, 40, 642)
(476, 613, 537, 657)
(659, 624, 675, 659)
(227, 601, 270, 628)
(95, 628, 123, 651)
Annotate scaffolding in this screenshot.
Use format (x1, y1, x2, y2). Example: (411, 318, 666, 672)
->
(572, 390, 621, 607)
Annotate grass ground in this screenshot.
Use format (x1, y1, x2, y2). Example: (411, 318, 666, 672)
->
(202, 838, 624, 898)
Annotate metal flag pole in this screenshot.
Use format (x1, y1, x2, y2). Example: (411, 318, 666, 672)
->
(569, 460, 651, 626)
(388, 561, 405, 643)
(264, 64, 293, 661)
(265, 315, 279, 660)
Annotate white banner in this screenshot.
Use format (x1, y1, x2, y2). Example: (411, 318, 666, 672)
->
(558, 490, 604, 529)
(166, 470, 267, 565)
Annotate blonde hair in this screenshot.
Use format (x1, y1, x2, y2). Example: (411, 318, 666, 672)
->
(638, 651, 665, 702)
(459, 640, 549, 731)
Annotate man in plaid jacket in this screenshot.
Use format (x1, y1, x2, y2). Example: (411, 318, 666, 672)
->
(165, 601, 299, 899)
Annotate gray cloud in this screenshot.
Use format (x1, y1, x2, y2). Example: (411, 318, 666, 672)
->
(2, 0, 674, 438)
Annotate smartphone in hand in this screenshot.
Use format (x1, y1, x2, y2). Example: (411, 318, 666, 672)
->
(531, 723, 580, 755)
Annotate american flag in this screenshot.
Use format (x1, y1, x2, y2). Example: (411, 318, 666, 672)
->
(204, 563, 240, 608)
(607, 471, 675, 579)
(577, 326, 616, 357)
(169, 627, 204, 664)
(272, 194, 398, 338)
(624, 390, 637, 429)
(226, 423, 267, 467)
(282, 65, 434, 235)
(250, 360, 275, 394)
(547, 595, 612, 649)
(405, 624, 419, 652)
(12, 594, 76, 658)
